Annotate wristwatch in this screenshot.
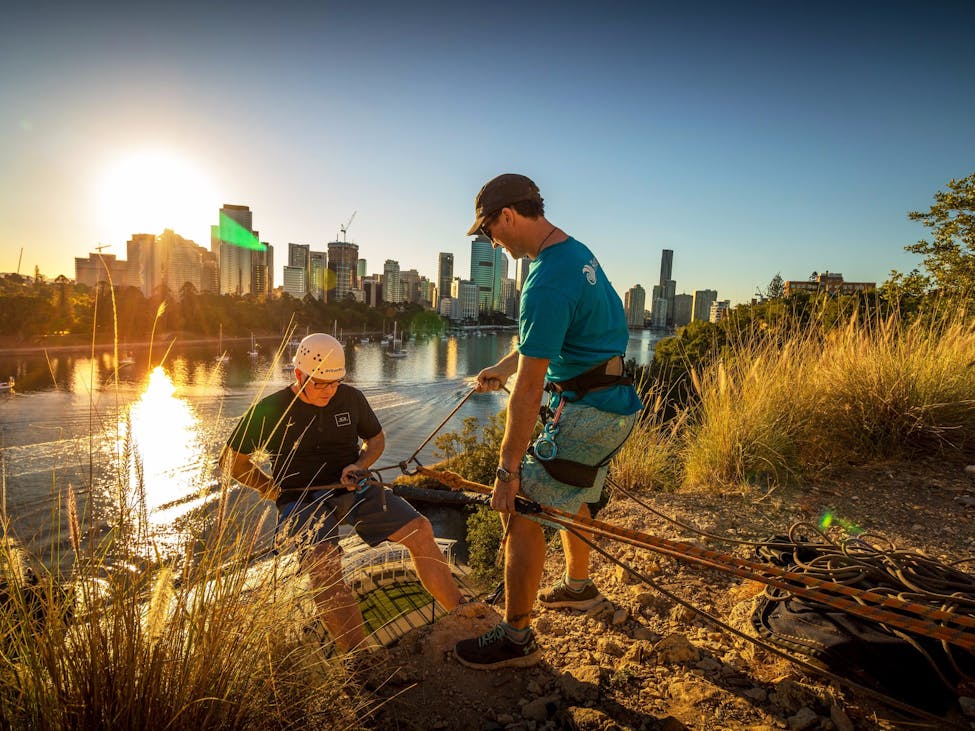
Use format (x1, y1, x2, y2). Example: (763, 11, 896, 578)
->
(496, 465, 521, 482)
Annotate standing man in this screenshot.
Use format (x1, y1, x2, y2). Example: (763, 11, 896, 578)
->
(222, 333, 463, 652)
(454, 174, 642, 669)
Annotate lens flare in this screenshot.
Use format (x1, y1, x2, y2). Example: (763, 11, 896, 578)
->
(818, 509, 861, 535)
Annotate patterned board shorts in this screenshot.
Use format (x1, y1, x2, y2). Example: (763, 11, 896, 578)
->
(521, 400, 638, 519)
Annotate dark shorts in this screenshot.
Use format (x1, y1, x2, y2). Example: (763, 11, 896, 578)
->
(276, 484, 421, 551)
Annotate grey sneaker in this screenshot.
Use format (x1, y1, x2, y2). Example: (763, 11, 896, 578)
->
(537, 578, 604, 611)
(454, 624, 541, 670)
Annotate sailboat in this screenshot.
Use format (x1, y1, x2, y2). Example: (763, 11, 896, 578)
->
(385, 321, 407, 359)
(214, 324, 231, 363)
(247, 332, 259, 358)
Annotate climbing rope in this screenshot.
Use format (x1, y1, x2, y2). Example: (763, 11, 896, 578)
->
(410, 466, 975, 651)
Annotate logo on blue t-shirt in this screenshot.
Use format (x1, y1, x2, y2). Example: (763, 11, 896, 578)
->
(582, 257, 599, 285)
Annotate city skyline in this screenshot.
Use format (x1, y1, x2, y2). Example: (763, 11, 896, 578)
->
(3, 2, 974, 304)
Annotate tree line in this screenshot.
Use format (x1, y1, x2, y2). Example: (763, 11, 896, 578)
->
(0, 278, 448, 345)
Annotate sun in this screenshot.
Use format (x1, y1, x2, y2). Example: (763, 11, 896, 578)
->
(98, 150, 218, 246)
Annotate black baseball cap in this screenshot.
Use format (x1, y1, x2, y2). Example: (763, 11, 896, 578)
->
(466, 173, 542, 236)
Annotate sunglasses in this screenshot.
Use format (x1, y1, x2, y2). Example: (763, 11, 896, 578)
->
(479, 210, 501, 240)
(304, 376, 343, 391)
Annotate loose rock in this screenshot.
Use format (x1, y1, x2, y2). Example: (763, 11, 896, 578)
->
(596, 637, 625, 657)
(564, 706, 621, 731)
(787, 706, 819, 731)
(521, 696, 556, 723)
(830, 704, 855, 731)
(653, 633, 701, 664)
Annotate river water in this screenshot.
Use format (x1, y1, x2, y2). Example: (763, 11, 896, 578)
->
(0, 330, 661, 569)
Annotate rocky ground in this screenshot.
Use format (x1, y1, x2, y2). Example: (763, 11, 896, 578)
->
(355, 458, 975, 731)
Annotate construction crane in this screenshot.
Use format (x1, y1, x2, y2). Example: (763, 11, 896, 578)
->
(94, 243, 111, 253)
(339, 211, 356, 242)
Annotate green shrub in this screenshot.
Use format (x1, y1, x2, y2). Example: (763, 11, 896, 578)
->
(433, 411, 507, 485)
(464, 506, 504, 587)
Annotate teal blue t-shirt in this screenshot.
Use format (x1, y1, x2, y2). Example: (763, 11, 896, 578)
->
(518, 237, 642, 416)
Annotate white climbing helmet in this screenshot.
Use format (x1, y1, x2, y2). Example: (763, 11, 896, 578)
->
(292, 333, 346, 380)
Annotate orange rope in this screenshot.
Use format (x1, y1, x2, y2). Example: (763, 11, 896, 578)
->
(416, 466, 975, 652)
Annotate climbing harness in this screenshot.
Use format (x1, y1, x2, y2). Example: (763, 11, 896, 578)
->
(544, 354, 633, 401)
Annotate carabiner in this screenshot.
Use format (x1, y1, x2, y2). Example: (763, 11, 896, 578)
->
(532, 396, 565, 462)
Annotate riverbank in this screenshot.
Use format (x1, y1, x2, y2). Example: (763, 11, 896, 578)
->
(0, 334, 281, 356)
(361, 457, 975, 730)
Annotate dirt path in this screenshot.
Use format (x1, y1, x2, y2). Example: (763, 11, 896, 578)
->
(357, 457, 975, 730)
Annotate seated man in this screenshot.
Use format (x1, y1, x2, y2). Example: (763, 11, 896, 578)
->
(221, 333, 463, 651)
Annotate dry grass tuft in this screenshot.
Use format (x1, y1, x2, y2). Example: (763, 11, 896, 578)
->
(613, 309, 975, 493)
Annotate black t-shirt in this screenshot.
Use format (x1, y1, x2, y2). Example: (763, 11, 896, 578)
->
(226, 385, 382, 492)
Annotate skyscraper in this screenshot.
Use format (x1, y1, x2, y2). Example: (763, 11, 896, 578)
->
(692, 289, 718, 322)
(309, 251, 326, 300)
(624, 284, 646, 328)
(672, 293, 693, 326)
(286, 243, 310, 298)
(401, 268, 421, 304)
(656, 249, 677, 327)
(659, 249, 673, 286)
(326, 241, 359, 302)
(213, 204, 269, 296)
(514, 256, 531, 293)
(126, 233, 159, 296)
(437, 252, 454, 308)
(470, 235, 506, 312)
(383, 259, 403, 304)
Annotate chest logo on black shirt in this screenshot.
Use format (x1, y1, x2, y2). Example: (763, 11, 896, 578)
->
(334, 412, 351, 428)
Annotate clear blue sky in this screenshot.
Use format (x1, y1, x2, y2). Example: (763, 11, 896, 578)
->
(2, 1, 973, 304)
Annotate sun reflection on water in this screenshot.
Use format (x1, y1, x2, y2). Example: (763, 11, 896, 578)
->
(126, 367, 206, 520)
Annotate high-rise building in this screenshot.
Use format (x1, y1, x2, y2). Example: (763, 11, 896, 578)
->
(213, 204, 269, 297)
(201, 250, 219, 294)
(692, 289, 718, 322)
(254, 243, 273, 297)
(326, 241, 359, 302)
(514, 256, 531, 293)
(158, 229, 206, 297)
(401, 268, 421, 304)
(75, 252, 129, 289)
(652, 249, 678, 326)
(126, 233, 161, 296)
(709, 299, 731, 323)
(282, 266, 306, 299)
(357, 259, 368, 279)
(624, 284, 646, 328)
(124, 230, 210, 298)
(383, 260, 403, 304)
(288, 243, 310, 272)
(361, 275, 382, 307)
(437, 252, 454, 308)
(498, 277, 516, 319)
(309, 251, 326, 300)
(288, 243, 311, 298)
(450, 278, 479, 321)
(470, 235, 506, 312)
(672, 293, 693, 327)
(659, 249, 673, 286)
